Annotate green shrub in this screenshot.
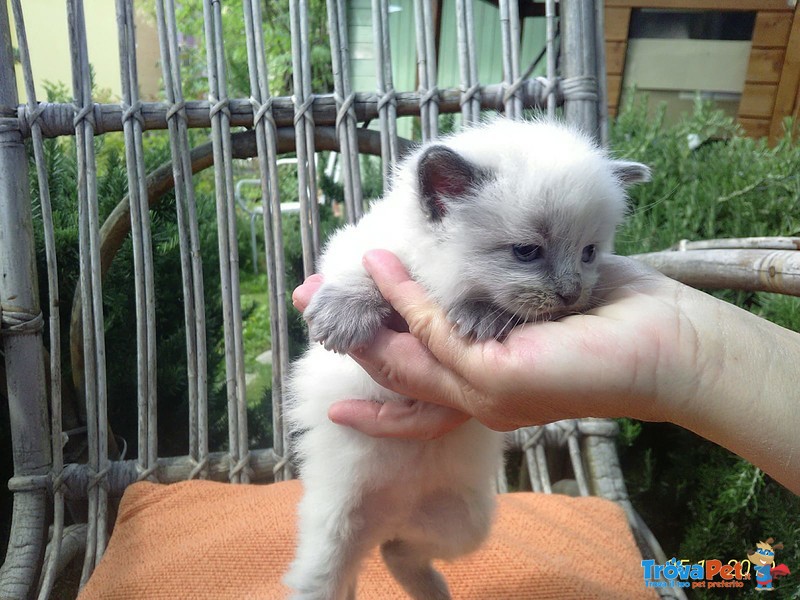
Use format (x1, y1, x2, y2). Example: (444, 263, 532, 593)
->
(614, 96, 800, 256)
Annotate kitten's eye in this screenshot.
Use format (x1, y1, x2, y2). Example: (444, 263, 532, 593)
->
(513, 244, 542, 262)
(581, 244, 596, 263)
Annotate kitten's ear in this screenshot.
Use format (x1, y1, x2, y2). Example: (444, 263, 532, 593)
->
(417, 145, 483, 220)
(611, 160, 651, 186)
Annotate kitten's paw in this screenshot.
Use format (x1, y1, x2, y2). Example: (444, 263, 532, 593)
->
(447, 300, 518, 341)
(304, 279, 391, 354)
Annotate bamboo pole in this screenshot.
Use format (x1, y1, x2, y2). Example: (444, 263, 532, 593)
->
(0, 1, 52, 595)
(8, 1, 65, 597)
(454, 0, 481, 125)
(413, 0, 439, 140)
(243, 0, 292, 481)
(633, 248, 800, 296)
(66, 0, 111, 583)
(155, 0, 210, 480)
(372, 0, 400, 184)
(116, 0, 159, 484)
(201, 0, 250, 484)
(16, 82, 563, 140)
(499, 0, 523, 119)
(545, 0, 558, 118)
(326, 0, 364, 223)
(299, 0, 322, 257)
(671, 237, 800, 252)
(15, 449, 284, 502)
(561, 0, 599, 138)
(290, 0, 320, 275)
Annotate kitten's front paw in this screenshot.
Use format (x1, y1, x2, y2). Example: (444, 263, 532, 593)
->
(447, 300, 518, 341)
(304, 280, 391, 354)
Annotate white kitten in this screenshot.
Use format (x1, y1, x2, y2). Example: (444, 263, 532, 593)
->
(284, 118, 649, 600)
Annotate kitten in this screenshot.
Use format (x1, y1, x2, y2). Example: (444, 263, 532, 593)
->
(284, 118, 649, 600)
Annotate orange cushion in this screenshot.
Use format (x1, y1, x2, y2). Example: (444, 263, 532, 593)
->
(78, 479, 655, 599)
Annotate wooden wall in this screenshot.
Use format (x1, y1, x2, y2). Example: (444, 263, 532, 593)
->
(604, 0, 800, 142)
(605, 4, 630, 119)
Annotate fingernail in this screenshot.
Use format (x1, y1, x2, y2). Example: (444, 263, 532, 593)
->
(362, 249, 380, 268)
(305, 273, 323, 284)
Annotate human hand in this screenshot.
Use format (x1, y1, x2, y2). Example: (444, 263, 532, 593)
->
(293, 250, 712, 437)
(354, 250, 711, 433)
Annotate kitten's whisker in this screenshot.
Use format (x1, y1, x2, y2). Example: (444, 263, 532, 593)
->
(479, 304, 510, 339)
(521, 309, 533, 327)
(501, 311, 526, 338)
(572, 293, 604, 311)
(498, 311, 518, 338)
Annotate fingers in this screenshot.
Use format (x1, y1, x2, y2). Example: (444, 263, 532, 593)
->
(349, 325, 479, 415)
(291, 261, 481, 416)
(362, 250, 479, 374)
(328, 398, 471, 440)
(292, 273, 323, 312)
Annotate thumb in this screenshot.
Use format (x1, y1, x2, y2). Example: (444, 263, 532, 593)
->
(362, 249, 472, 372)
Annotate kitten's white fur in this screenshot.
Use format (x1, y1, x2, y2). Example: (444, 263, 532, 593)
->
(284, 118, 648, 600)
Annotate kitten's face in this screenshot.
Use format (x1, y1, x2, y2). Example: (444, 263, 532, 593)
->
(415, 120, 649, 329)
(439, 176, 618, 321)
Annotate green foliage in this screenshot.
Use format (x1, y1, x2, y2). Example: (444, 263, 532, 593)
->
(138, 0, 333, 100)
(617, 418, 642, 447)
(613, 95, 800, 256)
(612, 96, 800, 598)
(624, 426, 800, 599)
(615, 93, 800, 356)
(240, 273, 273, 372)
(319, 153, 386, 211)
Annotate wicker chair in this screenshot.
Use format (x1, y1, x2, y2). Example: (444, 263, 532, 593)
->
(8, 0, 797, 598)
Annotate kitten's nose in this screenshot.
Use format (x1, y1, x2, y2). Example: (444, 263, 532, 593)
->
(556, 278, 581, 307)
(556, 291, 581, 307)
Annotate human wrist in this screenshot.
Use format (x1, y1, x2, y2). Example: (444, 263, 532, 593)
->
(645, 284, 730, 427)
(665, 293, 772, 431)
(655, 289, 800, 492)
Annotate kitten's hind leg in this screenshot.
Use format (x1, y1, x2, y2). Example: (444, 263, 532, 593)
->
(284, 492, 367, 600)
(380, 540, 451, 600)
(381, 487, 495, 599)
(285, 530, 361, 600)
